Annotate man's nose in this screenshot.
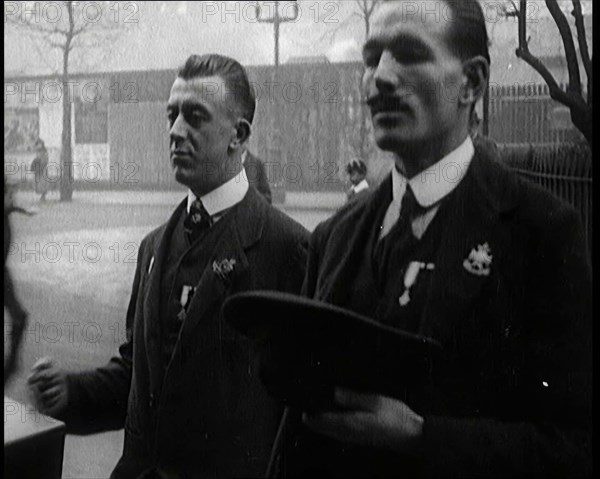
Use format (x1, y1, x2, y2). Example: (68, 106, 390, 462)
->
(373, 51, 399, 95)
(169, 114, 187, 143)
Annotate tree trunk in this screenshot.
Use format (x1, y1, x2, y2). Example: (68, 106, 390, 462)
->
(59, 63, 73, 201)
(60, 3, 74, 202)
(570, 105, 592, 145)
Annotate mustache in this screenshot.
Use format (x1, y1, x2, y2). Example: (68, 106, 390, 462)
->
(171, 148, 191, 156)
(366, 95, 409, 115)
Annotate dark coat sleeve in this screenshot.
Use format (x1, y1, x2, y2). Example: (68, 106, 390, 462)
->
(58, 238, 149, 434)
(420, 205, 592, 478)
(271, 213, 309, 295)
(246, 155, 272, 204)
(255, 158, 273, 205)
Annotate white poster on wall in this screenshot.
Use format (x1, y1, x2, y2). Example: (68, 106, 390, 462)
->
(73, 143, 110, 182)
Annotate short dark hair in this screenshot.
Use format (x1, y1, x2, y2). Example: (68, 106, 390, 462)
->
(177, 54, 256, 124)
(443, 1, 491, 66)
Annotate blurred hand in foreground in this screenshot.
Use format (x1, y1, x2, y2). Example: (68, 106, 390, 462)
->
(27, 357, 69, 417)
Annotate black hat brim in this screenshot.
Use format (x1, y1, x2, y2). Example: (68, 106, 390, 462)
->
(223, 291, 442, 410)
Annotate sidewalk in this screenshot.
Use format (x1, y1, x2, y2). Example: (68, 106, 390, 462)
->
(283, 191, 345, 210)
(15, 189, 346, 210)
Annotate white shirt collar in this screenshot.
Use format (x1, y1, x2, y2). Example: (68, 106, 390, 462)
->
(391, 136, 474, 208)
(187, 168, 249, 216)
(353, 179, 369, 194)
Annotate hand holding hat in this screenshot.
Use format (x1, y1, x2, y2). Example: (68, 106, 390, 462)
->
(302, 387, 424, 453)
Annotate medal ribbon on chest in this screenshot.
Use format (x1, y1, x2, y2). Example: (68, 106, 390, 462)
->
(398, 261, 435, 307)
(177, 285, 196, 321)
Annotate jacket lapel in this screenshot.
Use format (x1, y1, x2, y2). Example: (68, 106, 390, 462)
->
(143, 198, 187, 395)
(418, 147, 520, 344)
(318, 176, 391, 307)
(170, 188, 266, 364)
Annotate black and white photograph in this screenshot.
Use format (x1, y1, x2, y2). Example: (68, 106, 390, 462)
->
(4, 1, 592, 477)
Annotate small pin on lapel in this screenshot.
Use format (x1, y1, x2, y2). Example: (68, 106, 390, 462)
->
(148, 256, 155, 274)
(212, 258, 237, 283)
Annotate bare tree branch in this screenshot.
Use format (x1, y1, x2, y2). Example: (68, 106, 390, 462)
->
(514, 2, 573, 106)
(505, 0, 591, 143)
(318, 1, 381, 45)
(7, 16, 68, 38)
(72, 20, 93, 37)
(516, 48, 580, 109)
(6, 0, 129, 200)
(354, 0, 381, 38)
(366, 0, 379, 17)
(545, 0, 581, 96)
(317, 11, 358, 45)
(571, 0, 591, 103)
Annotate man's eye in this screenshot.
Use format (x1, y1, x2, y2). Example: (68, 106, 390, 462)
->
(185, 110, 206, 124)
(390, 44, 432, 64)
(363, 51, 381, 68)
(392, 51, 423, 64)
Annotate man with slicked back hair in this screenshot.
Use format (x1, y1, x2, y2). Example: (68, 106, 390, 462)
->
(29, 53, 309, 479)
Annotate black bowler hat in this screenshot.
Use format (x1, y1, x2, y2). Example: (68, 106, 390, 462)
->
(223, 291, 443, 411)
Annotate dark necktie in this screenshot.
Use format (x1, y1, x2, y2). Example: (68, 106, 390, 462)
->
(373, 184, 425, 274)
(396, 184, 422, 232)
(184, 199, 212, 243)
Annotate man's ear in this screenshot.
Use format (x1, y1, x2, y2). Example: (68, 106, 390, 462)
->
(459, 56, 489, 107)
(229, 118, 251, 150)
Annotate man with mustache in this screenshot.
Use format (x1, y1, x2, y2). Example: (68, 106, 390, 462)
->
(28, 54, 309, 478)
(276, 1, 591, 477)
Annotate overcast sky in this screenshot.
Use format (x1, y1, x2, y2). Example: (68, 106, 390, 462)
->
(4, 1, 593, 76)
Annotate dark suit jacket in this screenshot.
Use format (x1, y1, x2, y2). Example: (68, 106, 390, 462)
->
(61, 187, 309, 478)
(345, 184, 370, 203)
(245, 151, 272, 204)
(293, 143, 591, 477)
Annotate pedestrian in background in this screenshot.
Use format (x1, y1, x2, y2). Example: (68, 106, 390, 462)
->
(345, 159, 369, 202)
(30, 139, 49, 202)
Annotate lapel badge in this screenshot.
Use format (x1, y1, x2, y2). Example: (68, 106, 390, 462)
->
(463, 242, 493, 277)
(212, 258, 237, 284)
